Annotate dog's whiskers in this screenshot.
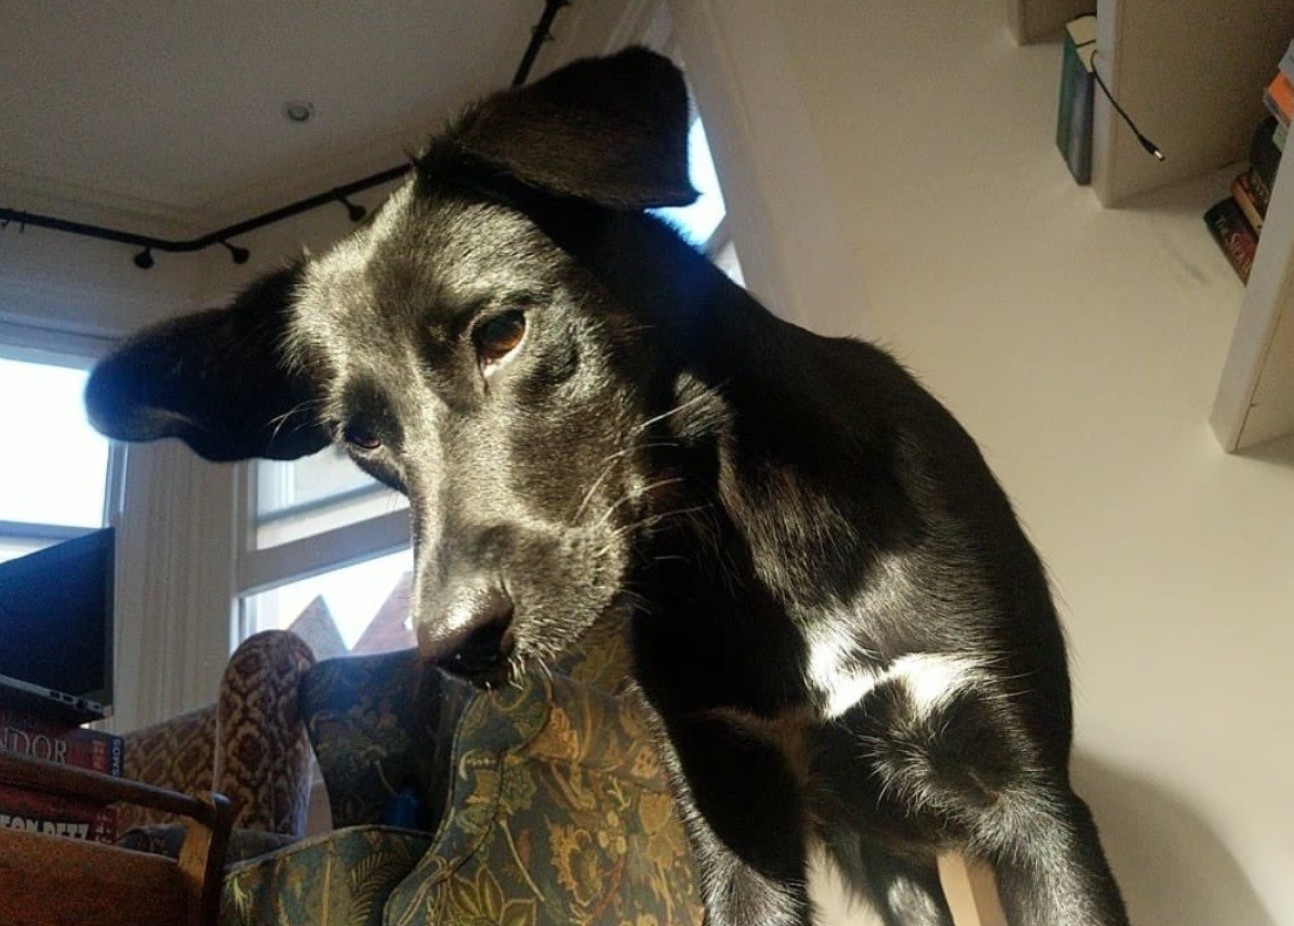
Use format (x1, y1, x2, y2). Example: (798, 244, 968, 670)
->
(570, 440, 678, 525)
(632, 392, 713, 435)
(265, 396, 325, 445)
(592, 476, 685, 531)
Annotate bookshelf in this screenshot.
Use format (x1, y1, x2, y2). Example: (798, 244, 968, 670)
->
(1013, 0, 1294, 450)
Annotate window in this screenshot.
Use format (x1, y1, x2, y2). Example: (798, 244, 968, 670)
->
(0, 352, 113, 564)
(254, 449, 407, 550)
(654, 114, 744, 284)
(235, 450, 414, 658)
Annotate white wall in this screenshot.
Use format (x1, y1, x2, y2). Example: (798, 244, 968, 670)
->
(679, 2, 1292, 924)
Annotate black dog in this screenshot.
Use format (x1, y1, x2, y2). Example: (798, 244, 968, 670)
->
(87, 49, 1128, 926)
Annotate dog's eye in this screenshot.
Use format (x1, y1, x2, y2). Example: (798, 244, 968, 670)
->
(473, 311, 527, 368)
(342, 422, 381, 451)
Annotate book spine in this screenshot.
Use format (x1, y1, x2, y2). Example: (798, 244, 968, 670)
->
(0, 785, 118, 843)
(1231, 173, 1265, 235)
(0, 711, 124, 776)
(1249, 118, 1282, 205)
(1056, 31, 1094, 184)
(1281, 38, 1294, 85)
(1204, 198, 1257, 284)
(1264, 73, 1294, 127)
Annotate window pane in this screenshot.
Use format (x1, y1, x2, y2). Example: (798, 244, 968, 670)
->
(654, 117, 728, 247)
(255, 446, 408, 548)
(241, 549, 415, 659)
(0, 536, 51, 565)
(0, 358, 109, 528)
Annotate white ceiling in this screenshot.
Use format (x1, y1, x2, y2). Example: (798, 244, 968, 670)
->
(0, 1, 548, 237)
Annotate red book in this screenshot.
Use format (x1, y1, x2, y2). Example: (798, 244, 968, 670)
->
(1203, 197, 1258, 284)
(0, 785, 117, 843)
(0, 709, 124, 777)
(1230, 172, 1265, 236)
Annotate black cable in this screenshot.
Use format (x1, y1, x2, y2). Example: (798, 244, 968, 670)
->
(1090, 50, 1165, 161)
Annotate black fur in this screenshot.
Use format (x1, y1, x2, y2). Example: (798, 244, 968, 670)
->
(87, 48, 1128, 925)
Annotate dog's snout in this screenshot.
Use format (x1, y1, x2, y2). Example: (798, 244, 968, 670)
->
(419, 583, 516, 680)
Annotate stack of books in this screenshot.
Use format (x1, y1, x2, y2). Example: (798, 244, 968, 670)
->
(0, 709, 124, 843)
(1204, 41, 1292, 283)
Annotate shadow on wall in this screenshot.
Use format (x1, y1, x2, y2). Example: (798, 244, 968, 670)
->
(1074, 754, 1277, 926)
(1239, 432, 1294, 473)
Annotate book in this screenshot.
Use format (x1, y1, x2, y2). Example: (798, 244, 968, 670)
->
(0, 709, 124, 777)
(1249, 118, 1283, 209)
(1056, 15, 1097, 184)
(1203, 197, 1258, 283)
(1231, 171, 1266, 235)
(1264, 71, 1293, 128)
(1280, 38, 1294, 87)
(0, 785, 117, 843)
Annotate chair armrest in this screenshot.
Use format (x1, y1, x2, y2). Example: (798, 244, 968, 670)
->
(216, 630, 315, 835)
(0, 751, 233, 926)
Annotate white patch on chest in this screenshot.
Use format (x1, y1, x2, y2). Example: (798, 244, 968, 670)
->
(806, 628, 987, 720)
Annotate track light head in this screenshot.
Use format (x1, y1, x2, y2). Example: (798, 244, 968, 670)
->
(221, 241, 250, 264)
(133, 248, 155, 269)
(338, 194, 367, 223)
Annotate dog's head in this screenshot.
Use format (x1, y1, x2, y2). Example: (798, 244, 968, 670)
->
(86, 48, 707, 685)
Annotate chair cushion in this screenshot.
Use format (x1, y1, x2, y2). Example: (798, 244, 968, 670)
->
(302, 649, 472, 830)
(116, 823, 297, 864)
(220, 826, 432, 926)
(384, 675, 703, 926)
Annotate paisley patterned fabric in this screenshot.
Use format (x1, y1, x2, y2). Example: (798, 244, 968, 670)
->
(302, 647, 470, 831)
(277, 611, 702, 926)
(117, 630, 315, 838)
(385, 673, 703, 926)
(221, 826, 433, 926)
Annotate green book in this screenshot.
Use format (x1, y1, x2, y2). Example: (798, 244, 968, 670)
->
(1056, 15, 1096, 184)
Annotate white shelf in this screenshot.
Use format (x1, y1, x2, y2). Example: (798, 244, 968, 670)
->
(1212, 141, 1294, 450)
(1091, 0, 1294, 208)
(1017, 0, 1294, 450)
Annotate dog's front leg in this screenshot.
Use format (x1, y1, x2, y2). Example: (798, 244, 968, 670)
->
(649, 712, 814, 926)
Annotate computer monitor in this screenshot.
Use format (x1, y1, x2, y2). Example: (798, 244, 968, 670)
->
(0, 528, 115, 723)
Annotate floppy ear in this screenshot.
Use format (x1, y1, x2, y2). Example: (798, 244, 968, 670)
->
(449, 46, 698, 209)
(85, 263, 330, 462)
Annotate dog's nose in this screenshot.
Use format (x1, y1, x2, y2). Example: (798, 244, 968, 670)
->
(419, 584, 516, 679)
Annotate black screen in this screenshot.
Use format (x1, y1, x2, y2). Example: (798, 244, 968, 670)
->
(0, 528, 114, 706)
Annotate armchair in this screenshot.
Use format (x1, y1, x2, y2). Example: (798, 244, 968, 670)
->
(219, 614, 703, 926)
(117, 629, 316, 860)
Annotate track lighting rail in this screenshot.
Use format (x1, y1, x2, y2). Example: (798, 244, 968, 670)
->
(0, 0, 569, 268)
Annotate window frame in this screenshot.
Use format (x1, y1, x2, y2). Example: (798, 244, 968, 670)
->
(233, 461, 412, 638)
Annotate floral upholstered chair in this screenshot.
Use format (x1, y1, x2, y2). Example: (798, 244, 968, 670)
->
(116, 629, 316, 861)
(219, 613, 704, 926)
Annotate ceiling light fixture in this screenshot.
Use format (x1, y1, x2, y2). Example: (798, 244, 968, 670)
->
(335, 192, 367, 223)
(283, 101, 314, 124)
(220, 240, 250, 264)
